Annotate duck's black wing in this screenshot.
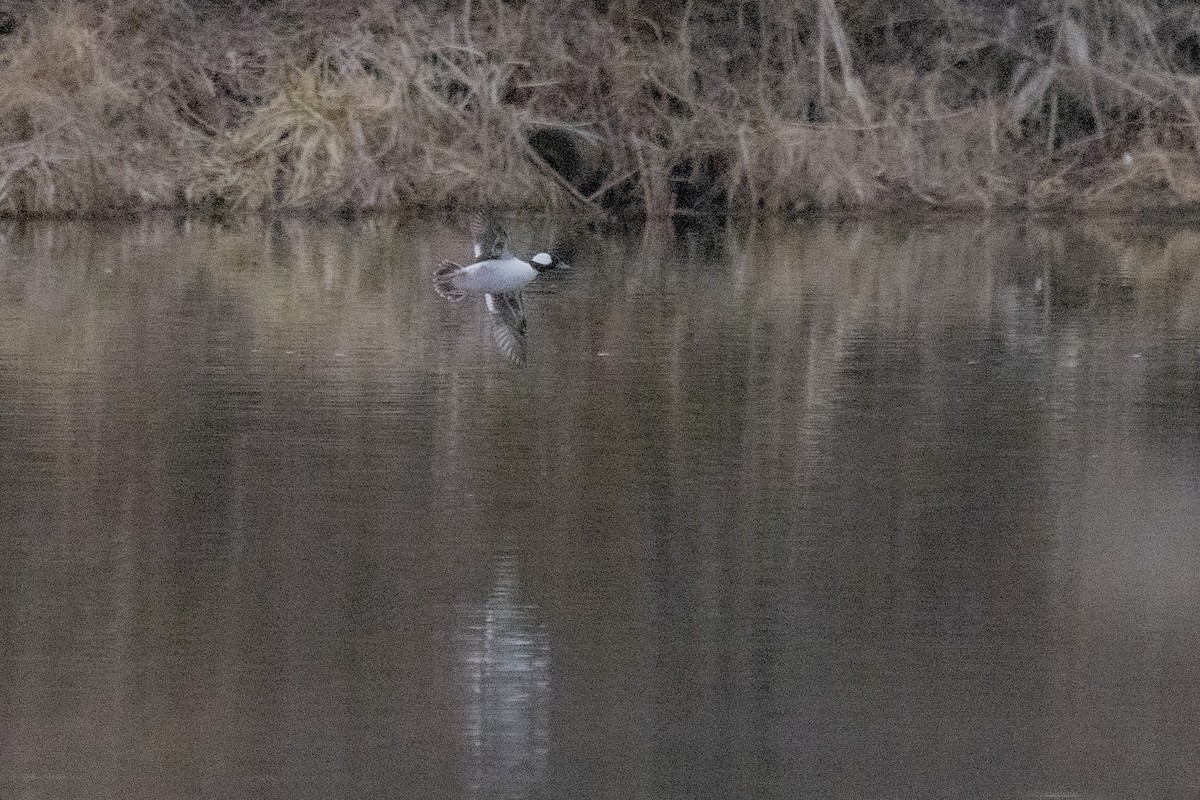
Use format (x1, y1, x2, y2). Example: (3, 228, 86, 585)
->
(471, 209, 509, 260)
(484, 291, 527, 366)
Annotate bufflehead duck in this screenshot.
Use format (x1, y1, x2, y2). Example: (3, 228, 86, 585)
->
(433, 212, 568, 365)
(433, 212, 565, 301)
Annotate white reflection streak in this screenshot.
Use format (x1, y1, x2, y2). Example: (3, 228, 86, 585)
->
(458, 557, 551, 798)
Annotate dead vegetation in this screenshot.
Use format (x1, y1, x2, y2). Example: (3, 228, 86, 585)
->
(2, 0, 1200, 218)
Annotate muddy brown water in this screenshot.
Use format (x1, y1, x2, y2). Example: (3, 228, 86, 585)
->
(1, 217, 1198, 800)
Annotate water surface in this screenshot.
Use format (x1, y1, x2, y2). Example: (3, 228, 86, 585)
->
(1, 216, 1199, 800)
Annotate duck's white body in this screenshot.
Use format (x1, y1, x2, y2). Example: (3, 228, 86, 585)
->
(446, 255, 539, 295)
(434, 250, 555, 301)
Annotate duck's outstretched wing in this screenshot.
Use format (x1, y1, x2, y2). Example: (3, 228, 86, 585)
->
(485, 291, 527, 366)
(471, 209, 509, 260)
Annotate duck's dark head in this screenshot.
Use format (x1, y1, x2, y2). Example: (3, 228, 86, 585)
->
(530, 252, 567, 272)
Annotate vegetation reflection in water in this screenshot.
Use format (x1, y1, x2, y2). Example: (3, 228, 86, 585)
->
(0, 216, 1199, 799)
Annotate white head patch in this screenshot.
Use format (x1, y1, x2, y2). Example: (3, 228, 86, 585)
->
(531, 252, 554, 267)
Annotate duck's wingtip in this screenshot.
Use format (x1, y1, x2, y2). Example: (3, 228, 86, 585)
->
(469, 210, 488, 240)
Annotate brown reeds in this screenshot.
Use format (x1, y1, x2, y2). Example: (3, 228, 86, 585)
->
(2, 0, 1200, 218)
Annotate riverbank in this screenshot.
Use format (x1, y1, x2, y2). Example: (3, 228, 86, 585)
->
(2, 1, 1200, 219)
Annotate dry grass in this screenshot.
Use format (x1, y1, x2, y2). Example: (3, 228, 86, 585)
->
(3, 0, 1200, 218)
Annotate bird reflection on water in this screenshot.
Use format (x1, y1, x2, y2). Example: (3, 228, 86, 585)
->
(457, 556, 551, 797)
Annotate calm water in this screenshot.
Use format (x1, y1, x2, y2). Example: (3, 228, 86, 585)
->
(1, 216, 1199, 800)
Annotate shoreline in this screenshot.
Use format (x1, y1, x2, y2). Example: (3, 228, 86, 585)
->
(7, 205, 1200, 231)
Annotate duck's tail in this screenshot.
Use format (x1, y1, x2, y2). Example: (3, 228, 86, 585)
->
(433, 260, 467, 300)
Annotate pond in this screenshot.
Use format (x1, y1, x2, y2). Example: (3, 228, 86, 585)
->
(1, 215, 1198, 799)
